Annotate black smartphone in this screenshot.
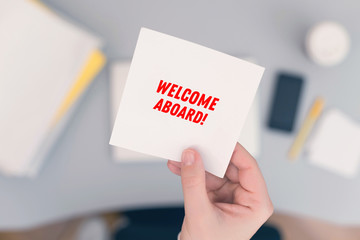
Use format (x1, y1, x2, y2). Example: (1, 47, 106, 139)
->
(268, 73, 304, 132)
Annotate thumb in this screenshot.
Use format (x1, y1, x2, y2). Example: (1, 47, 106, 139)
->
(181, 149, 211, 218)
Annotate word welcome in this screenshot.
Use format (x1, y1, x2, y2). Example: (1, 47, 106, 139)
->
(153, 80, 220, 125)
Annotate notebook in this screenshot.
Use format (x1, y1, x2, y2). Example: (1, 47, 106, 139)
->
(0, 0, 105, 176)
(28, 50, 105, 176)
(306, 109, 360, 178)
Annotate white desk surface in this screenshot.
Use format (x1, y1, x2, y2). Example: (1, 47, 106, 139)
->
(1, 0, 360, 229)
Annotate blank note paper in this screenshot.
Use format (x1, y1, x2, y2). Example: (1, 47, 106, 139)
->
(110, 61, 261, 162)
(306, 109, 360, 178)
(110, 28, 264, 178)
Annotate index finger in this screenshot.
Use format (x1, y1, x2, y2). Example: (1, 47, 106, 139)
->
(231, 143, 267, 194)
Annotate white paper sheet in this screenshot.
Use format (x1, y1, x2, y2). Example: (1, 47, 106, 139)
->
(306, 109, 360, 178)
(110, 61, 156, 161)
(110, 61, 261, 162)
(109, 28, 264, 177)
(0, 0, 100, 175)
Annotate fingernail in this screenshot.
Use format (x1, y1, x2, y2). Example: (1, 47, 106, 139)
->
(182, 150, 195, 166)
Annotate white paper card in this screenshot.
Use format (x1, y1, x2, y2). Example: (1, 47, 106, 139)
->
(307, 109, 360, 178)
(110, 28, 264, 177)
(110, 61, 158, 161)
(110, 61, 261, 162)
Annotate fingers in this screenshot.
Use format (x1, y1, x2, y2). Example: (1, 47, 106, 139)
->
(167, 160, 181, 176)
(230, 143, 273, 217)
(231, 143, 259, 171)
(180, 149, 211, 218)
(169, 159, 227, 192)
(224, 162, 240, 183)
(204, 171, 227, 192)
(230, 143, 267, 193)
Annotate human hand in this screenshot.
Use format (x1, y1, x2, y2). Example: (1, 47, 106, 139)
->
(167, 143, 273, 240)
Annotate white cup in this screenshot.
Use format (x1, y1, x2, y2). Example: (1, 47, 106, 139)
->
(306, 21, 350, 66)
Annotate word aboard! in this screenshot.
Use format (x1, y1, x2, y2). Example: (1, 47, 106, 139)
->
(153, 80, 220, 125)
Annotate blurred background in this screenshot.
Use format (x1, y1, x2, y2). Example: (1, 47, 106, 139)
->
(1, 0, 360, 239)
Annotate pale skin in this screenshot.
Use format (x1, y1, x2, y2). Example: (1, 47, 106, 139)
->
(167, 143, 273, 240)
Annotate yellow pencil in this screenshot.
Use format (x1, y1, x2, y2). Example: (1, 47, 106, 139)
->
(288, 97, 325, 160)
